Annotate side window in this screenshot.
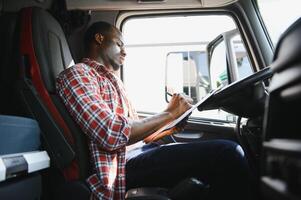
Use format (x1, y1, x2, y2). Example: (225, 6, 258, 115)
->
(122, 15, 253, 122)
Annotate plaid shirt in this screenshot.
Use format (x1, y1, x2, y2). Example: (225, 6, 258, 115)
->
(56, 58, 138, 199)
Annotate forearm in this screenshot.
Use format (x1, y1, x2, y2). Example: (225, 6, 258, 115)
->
(128, 111, 173, 145)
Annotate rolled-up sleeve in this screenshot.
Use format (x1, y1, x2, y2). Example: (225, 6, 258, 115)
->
(56, 65, 130, 152)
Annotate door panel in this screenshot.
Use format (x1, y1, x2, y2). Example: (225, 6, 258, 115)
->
(171, 119, 237, 143)
(138, 112, 237, 144)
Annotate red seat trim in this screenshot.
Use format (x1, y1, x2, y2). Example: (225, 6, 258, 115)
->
(20, 7, 79, 180)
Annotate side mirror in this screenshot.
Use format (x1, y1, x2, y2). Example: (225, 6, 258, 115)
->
(206, 34, 228, 90)
(165, 29, 252, 105)
(165, 51, 210, 104)
(207, 29, 252, 89)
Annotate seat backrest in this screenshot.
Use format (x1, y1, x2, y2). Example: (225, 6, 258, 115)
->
(18, 7, 90, 181)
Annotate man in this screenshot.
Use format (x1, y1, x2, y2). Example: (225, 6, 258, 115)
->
(56, 21, 252, 200)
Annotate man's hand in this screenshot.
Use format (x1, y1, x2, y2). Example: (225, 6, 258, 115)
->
(165, 93, 193, 120)
(168, 93, 193, 134)
(129, 93, 193, 145)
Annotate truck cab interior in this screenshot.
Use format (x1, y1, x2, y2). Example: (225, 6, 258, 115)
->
(0, 0, 300, 200)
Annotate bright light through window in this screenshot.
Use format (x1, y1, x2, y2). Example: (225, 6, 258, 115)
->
(122, 16, 235, 114)
(121, 15, 243, 122)
(257, 0, 301, 46)
(123, 16, 236, 45)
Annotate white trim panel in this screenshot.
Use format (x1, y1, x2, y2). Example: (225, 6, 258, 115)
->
(0, 151, 50, 182)
(0, 159, 6, 182)
(23, 151, 50, 173)
(66, 0, 236, 11)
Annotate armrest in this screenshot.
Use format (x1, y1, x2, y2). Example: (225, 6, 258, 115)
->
(0, 151, 50, 182)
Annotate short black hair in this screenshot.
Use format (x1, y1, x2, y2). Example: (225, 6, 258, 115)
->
(84, 21, 115, 51)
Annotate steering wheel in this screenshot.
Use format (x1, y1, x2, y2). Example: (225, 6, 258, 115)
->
(199, 67, 273, 118)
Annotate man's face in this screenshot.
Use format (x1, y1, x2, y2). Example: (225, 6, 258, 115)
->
(102, 30, 126, 71)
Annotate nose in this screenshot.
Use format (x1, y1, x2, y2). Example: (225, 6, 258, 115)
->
(121, 48, 126, 57)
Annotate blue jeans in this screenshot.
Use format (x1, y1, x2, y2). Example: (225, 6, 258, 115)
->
(126, 140, 252, 200)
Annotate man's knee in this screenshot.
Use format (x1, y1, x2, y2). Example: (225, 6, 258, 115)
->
(213, 140, 247, 167)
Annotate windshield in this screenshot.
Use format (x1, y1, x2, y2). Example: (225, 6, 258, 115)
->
(256, 0, 301, 46)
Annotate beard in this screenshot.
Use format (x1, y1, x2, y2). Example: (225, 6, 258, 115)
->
(108, 57, 121, 71)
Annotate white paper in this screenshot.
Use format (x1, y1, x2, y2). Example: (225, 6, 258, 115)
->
(154, 87, 220, 135)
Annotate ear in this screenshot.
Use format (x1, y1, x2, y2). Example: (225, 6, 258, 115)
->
(94, 33, 104, 46)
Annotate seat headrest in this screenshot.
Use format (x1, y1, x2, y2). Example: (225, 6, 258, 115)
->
(272, 17, 301, 73)
(31, 7, 74, 93)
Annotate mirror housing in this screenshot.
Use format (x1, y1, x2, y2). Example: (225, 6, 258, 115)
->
(165, 51, 210, 104)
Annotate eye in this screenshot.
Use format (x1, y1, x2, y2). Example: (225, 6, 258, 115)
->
(116, 40, 124, 48)
(117, 42, 122, 47)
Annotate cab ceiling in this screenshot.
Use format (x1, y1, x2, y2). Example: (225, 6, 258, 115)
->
(1, 0, 52, 12)
(66, 0, 237, 11)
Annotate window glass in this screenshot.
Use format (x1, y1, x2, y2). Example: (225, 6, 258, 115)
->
(231, 35, 253, 79)
(257, 0, 301, 46)
(122, 15, 251, 122)
(210, 40, 228, 90)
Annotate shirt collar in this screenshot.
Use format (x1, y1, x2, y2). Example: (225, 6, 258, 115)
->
(82, 58, 111, 74)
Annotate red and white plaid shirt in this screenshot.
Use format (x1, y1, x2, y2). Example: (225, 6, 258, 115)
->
(56, 58, 138, 199)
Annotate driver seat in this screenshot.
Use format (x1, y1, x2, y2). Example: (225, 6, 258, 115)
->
(18, 6, 91, 199)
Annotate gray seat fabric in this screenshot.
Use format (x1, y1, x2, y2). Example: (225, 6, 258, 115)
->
(31, 8, 74, 94)
(0, 115, 40, 155)
(26, 7, 90, 179)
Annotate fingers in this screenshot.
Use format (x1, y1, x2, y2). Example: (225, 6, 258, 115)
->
(180, 93, 193, 104)
(165, 93, 193, 119)
(171, 93, 192, 113)
(186, 97, 194, 104)
(179, 93, 193, 109)
(174, 93, 193, 105)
